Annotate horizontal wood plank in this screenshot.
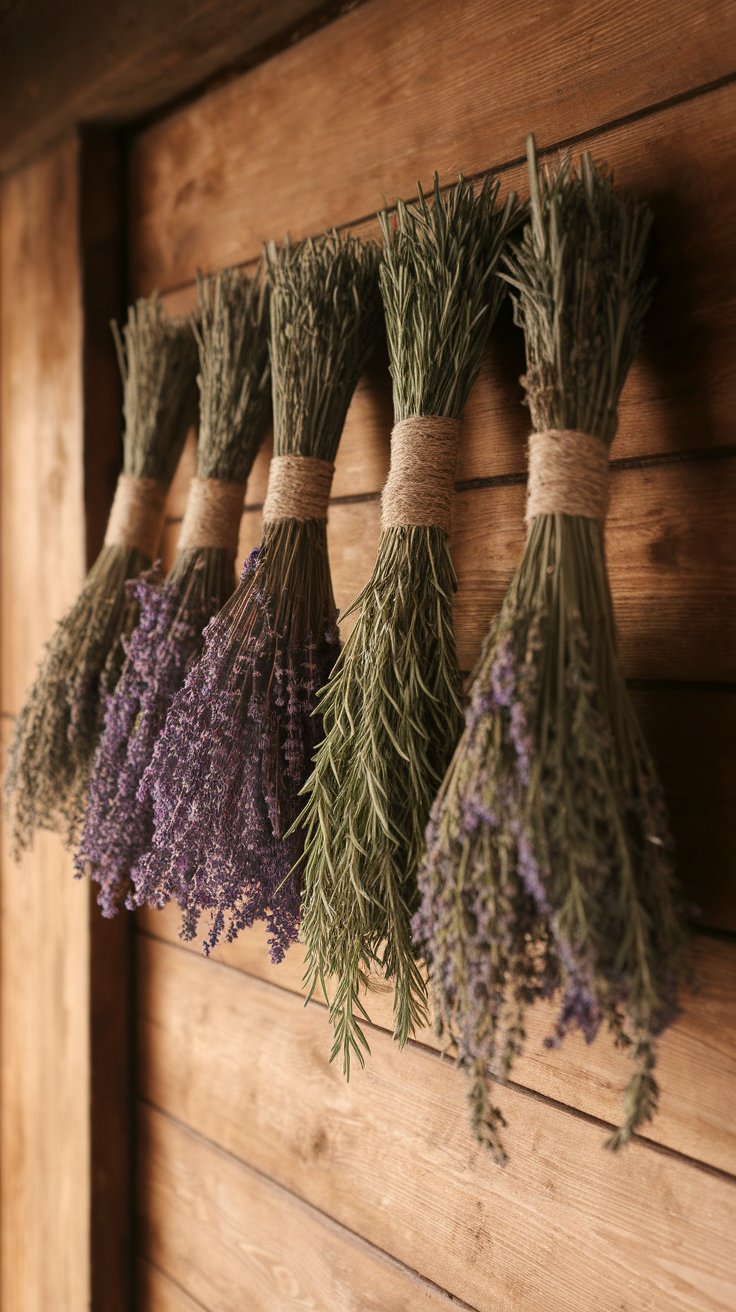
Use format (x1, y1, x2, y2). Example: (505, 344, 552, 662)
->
(154, 487, 736, 932)
(0, 138, 91, 1312)
(138, 1261, 205, 1312)
(0, 0, 330, 174)
(156, 82, 736, 477)
(137, 938, 736, 1312)
(139, 1104, 468, 1311)
(129, 0, 734, 295)
(159, 457, 736, 685)
(138, 910, 736, 1174)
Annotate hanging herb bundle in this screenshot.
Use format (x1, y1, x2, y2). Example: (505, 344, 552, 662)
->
(414, 138, 689, 1163)
(297, 176, 520, 1073)
(76, 267, 271, 917)
(131, 232, 381, 961)
(5, 298, 197, 854)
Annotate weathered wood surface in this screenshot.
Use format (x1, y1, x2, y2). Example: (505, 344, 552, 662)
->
(125, 3, 736, 1309)
(0, 136, 90, 1312)
(0, 0, 333, 173)
(129, 0, 735, 295)
(139, 909, 736, 1176)
(138, 1261, 208, 1312)
(139, 1104, 471, 1311)
(155, 83, 736, 471)
(138, 938, 736, 1312)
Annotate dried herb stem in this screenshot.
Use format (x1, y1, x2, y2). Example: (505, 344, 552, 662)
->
(297, 176, 521, 1070)
(415, 139, 689, 1162)
(77, 267, 271, 913)
(133, 233, 381, 959)
(5, 297, 197, 852)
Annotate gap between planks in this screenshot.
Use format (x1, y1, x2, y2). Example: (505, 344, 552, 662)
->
(138, 1100, 481, 1312)
(135, 924, 736, 1187)
(159, 443, 736, 517)
(144, 70, 736, 299)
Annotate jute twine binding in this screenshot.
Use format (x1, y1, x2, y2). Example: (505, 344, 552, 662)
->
(526, 429, 610, 524)
(381, 416, 461, 534)
(104, 474, 166, 560)
(262, 455, 335, 523)
(178, 477, 246, 555)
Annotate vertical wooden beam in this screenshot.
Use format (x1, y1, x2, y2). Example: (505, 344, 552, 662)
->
(0, 129, 130, 1311)
(79, 130, 133, 1312)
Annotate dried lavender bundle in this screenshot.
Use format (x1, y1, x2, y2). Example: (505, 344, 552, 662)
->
(297, 177, 520, 1072)
(133, 233, 381, 960)
(5, 297, 197, 854)
(77, 267, 271, 916)
(414, 139, 689, 1163)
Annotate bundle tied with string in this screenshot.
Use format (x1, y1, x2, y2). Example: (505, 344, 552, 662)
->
(296, 175, 521, 1075)
(414, 138, 690, 1165)
(77, 266, 271, 916)
(132, 232, 381, 961)
(5, 296, 197, 854)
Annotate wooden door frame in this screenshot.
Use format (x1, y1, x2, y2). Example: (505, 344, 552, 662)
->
(0, 11, 356, 1308)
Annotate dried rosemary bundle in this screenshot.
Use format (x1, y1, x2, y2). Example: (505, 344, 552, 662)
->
(5, 297, 197, 854)
(414, 139, 689, 1163)
(77, 267, 271, 916)
(297, 177, 520, 1072)
(133, 232, 381, 960)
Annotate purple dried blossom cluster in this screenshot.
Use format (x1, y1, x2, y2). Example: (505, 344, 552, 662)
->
(414, 561, 686, 1160)
(76, 553, 233, 915)
(132, 540, 340, 962)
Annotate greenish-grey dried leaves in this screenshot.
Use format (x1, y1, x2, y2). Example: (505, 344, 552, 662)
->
(5, 296, 197, 854)
(297, 176, 521, 1072)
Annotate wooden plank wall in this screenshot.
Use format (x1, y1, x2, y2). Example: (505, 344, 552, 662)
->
(128, 2, 736, 1307)
(0, 136, 91, 1311)
(0, 132, 132, 1312)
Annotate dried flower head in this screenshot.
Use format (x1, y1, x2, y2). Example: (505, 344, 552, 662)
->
(414, 139, 689, 1162)
(133, 232, 381, 959)
(5, 297, 197, 853)
(76, 266, 272, 915)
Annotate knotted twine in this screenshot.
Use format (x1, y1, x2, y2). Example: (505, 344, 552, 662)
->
(381, 415, 461, 533)
(263, 455, 335, 523)
(179, 477, 246, 555)
(104, 474, 167, 561)
(526, 429, 609, 524)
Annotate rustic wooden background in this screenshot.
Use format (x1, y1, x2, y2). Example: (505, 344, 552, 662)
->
(1, 1, 735, 1309)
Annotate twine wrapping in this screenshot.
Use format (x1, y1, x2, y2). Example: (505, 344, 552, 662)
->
(262, 455, 335, 524)
(381, 416, 461, 533)
(104, 474, 166, 560)
(178, 477, 246, 554)
(526, 429, 610, 524)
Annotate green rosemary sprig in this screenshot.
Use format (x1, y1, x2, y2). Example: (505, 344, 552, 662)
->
(297, 176, 520, 1073)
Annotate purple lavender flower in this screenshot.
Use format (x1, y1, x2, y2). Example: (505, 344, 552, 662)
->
(76, 554, 233, 915)
(132, 530, 340, 961)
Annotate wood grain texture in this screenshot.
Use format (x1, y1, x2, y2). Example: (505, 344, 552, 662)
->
(129, 0, 735, 293)
(159, 456, 736, 684)
(126, 1, 736, 1302)
(138, 1260, 207, 1312)
(0, 0, 334, 173)
(0, 137, 90, 1312)
(139, 1104, 470, 1312)
(137, 938, 736, 1312)
(156, 80, 736, 474)
(155, 482, 736, 932)
(138, 912, 736, 1175)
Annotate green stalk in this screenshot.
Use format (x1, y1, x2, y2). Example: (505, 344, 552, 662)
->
(415, 139, 690, 1161)
(5, 296, 198, 852)
(297, 176, 520, 1071)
